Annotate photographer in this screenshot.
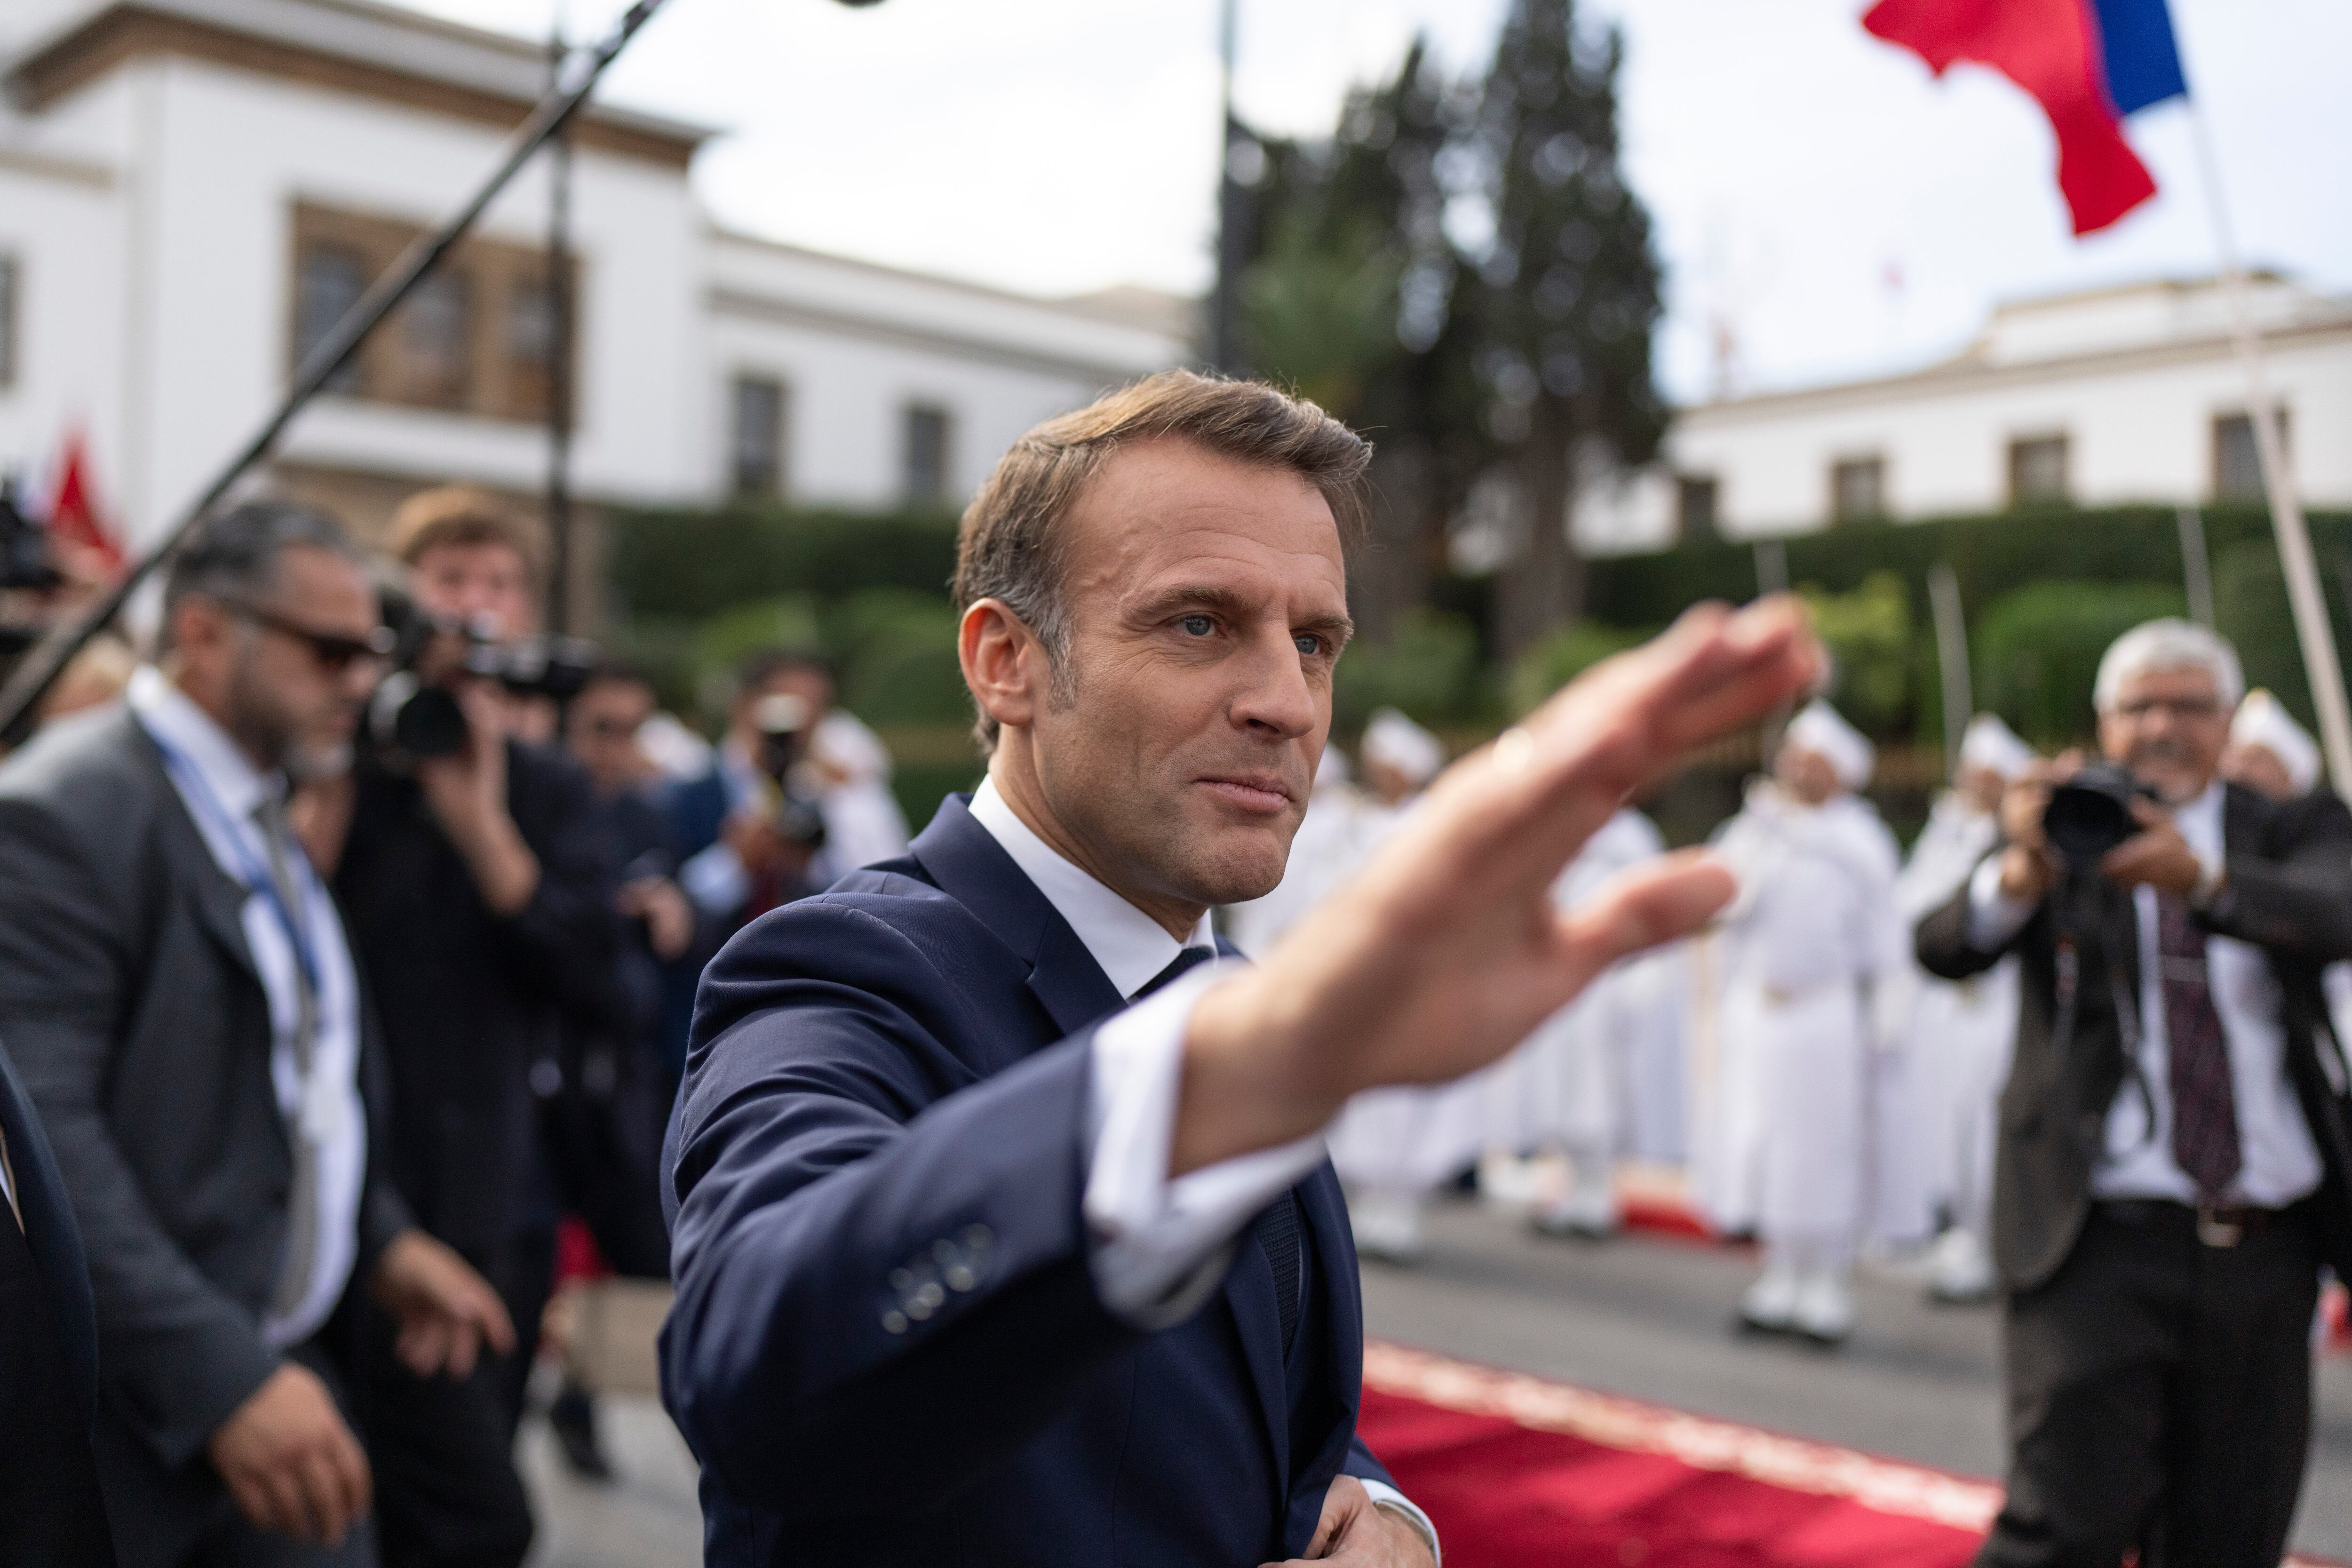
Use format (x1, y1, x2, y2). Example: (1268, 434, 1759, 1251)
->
(301, 487, 622, 1568)
(666, 648, 834, 930)
(1915, 619, 2352, 1568)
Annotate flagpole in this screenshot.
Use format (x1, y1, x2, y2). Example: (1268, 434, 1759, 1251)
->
(2185, 104, 2352, 795)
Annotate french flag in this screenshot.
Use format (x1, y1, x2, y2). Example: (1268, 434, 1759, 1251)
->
(1863, 0, 2187, 235)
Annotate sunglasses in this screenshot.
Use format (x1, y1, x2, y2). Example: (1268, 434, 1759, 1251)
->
(226, 601, 397, 673)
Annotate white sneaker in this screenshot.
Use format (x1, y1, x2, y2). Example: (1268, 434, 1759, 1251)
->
(1349, 1190, 1427, 1264)
(1927, 1228, 1996, 1303)
(1738, 1262, 1800, 1333)
(1477, 1150, 1542, 1210)
(1792, 1268, 1855, 1345)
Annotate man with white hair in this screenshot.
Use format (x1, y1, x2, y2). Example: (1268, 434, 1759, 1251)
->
(1917, 619, 2352, 1568)
(1898, 715, 2038, 1302)
(1703, 698, 1905, 1343)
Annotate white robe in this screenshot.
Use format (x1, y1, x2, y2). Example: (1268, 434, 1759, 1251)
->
(1896, 794, 2019, 1239)
(1485, 810, 1671, 1160)
(1695, 785, 1905, 1247)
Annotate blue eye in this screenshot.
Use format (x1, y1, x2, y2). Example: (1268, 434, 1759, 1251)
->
(1180, 615, 1215, 637)
(1294, 634, 1322, 656)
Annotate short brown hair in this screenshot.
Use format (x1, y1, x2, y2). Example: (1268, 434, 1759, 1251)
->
(388, 485, 551, 590)
(953, 371, 1370, 748)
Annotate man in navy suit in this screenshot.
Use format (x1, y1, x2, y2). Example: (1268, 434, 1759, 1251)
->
(0, 1035, 115, 1565)
(662, 370, 1820, 1565)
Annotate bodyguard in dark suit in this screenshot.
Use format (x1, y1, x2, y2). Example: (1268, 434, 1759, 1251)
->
(0, 504, 514, 1568)
(1916, 619, 2352, 1568)
(0, 1034, 116, 1566)
(664, 371, 1826, 1566)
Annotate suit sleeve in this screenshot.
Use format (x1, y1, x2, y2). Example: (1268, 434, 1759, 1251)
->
(0, 799, 279, 1467)
(2204, 791, 2352, 960)
(1914, 858, 2026, 981)
(661, 900, 1144, 1520)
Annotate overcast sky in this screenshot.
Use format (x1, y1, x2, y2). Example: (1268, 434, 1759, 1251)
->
(397, 0, 2352, 406)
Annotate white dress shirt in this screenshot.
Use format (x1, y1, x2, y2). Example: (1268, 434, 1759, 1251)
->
(1964, 779, 2323, 1207)
(130, 667, 369, 1347)
(966, 778, 1438, 1558)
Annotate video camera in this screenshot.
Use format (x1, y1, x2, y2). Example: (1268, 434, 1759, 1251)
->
(748, 691, 828, 852)
(2041, 761, 2160, 873)
(367, 587, 598, 758)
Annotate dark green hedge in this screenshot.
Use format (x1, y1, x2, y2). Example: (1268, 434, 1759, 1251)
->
(606, 503, 961, 622)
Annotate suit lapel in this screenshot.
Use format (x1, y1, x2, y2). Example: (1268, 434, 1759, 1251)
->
(908, 795, 1125, 1043)
(0, 1046, 99, 1417)
(129, 724, 262, 987)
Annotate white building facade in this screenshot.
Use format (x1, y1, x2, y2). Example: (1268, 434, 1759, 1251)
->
(0, 0, 1187, 608)
(1577, 275, 2352, 554)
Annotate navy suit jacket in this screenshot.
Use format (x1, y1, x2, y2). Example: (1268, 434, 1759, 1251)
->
(0, 1034, 100, 1420)
(662, 794, 1394, 1565)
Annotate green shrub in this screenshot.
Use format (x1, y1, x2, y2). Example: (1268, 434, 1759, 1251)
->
(1506, 620, 1651, 715)
(1335, 609, 1489, 732)
(606, 505, 960, 621)
(1975, 580, 2185, 748)
(1801, 571, 1913, 734)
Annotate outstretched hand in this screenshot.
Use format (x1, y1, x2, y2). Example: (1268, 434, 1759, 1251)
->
(1175, 597, 1821, 1175)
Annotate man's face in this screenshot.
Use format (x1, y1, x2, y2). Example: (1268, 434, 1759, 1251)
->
(1024, 438, 1351, 908)
(1773, 744, 1840, 806)
(197, 545, 381, 777)
(409, 541, 537, 642)
(2099, 665, 2230, 804)
(1956, 763, 2007, 813)
(567, 677, 654, 794)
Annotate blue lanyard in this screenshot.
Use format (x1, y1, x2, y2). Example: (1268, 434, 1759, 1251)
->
(145, 725, 325, 998)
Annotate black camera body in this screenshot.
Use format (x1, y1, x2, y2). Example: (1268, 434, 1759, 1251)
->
(367, 590, 597, 758)
(750, 692, 828, 852)
(2042, 761, 2159, 872)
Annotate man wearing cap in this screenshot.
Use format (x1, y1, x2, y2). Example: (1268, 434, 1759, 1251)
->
(1918, 620, 2352, 1567)
(1898, 715, 2038, 1301)
(1704, 699, 1905, 1344)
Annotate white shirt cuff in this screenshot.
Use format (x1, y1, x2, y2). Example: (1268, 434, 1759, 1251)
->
(1362, 1479, 1441, 1563)
(1083, 961, 1327, 1329)
(1964, 854, 2035, 951)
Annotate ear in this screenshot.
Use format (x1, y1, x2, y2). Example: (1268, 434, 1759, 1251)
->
(959, 598, 1044, 737)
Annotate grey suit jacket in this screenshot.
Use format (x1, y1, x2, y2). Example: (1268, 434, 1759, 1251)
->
(0, 707, 410, 1493)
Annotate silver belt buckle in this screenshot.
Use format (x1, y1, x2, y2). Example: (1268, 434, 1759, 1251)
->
(2195, 1203, 2243, 1248)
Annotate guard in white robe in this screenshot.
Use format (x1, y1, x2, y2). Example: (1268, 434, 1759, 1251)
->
(1321, 710, 1485, 1262)
(1703, 700, 1904, 1344)
(1490, 809, 1670, 1237)
(1899, 714, 2034, 1302)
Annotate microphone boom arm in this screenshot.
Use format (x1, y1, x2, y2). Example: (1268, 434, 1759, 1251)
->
(0, 0, 676, 742)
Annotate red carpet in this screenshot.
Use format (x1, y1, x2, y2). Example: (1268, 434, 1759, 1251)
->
(1358, 1342, 2341, 1568)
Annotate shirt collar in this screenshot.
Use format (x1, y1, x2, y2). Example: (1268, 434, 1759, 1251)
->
(968, 775, 1212, 1000)
(128, 664, 278, 824)
(2173, 776, 2226, 859)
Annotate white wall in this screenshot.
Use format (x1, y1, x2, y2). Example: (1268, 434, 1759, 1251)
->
(1668, 327, 2352, 540)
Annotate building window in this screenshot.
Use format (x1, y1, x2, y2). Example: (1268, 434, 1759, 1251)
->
(1830, 455, 1885, 524)
(903, 403, 952, 505)
(2214, 410, 2289, 502)
(2008, 433, 2070, 508)
(731, 375, 787, 497)
(289, 203, 577, 422)
(294, 243, 367, 392)
(399, 270, 472, 409)
(1676, 474, 1719, 542)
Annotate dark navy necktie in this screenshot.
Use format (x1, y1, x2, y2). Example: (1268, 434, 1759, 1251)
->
(1131, 945, 1306, 1355)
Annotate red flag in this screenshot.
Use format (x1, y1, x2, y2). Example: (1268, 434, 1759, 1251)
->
(45, 430, 125, 578)
(1864, 0, 2158, 235)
